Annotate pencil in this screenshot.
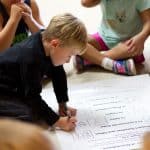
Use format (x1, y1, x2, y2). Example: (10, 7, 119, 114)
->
(66, 112, 71, 121)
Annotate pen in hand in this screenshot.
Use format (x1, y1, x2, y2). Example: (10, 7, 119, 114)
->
(66, 111, 76, 124)
(66, 111, 72, 121)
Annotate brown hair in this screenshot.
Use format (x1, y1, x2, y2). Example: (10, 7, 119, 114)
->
(0, 119, 53, 150)
(143, 132, 150, 150)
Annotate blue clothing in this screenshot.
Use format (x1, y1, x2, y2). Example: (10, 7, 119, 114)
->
(98, 0, 150, 48)
(0, 0, 31, 45)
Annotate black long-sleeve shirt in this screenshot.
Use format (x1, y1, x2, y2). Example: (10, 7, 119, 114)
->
(0, 31, 69, 125)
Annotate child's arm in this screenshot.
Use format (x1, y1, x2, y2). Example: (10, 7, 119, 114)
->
(125, 9, 150, 56)
(0, 4, 23, 51)
(17, 0, 44, 33)
(51, 65, 76, 116)
(58, 102, 77, 116)
(81, 0, 101, 7)
(139, 9, 150, 40)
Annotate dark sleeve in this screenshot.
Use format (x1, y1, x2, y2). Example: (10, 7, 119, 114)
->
(20, 63, 59, 126)
(24, 0, 31, 6)
(28, 95, 59, 126)
(50, 65, 69, 103)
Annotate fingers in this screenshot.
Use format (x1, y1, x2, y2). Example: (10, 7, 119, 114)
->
(21, 12, 30, 17)
(16, 3, 31, 14)
(59, 106, 77, 117)
(67, 107, 77, 116)
(67, 117, 77, 131)
(59, 110, 66, 117)
(66, 122, 76, 131)
(125, 39, 144, 57)
(67, 109, 77, 116)
(124, 39, 132, 45)
(125, 39, 134, 51)
(69, 116, 77, 123)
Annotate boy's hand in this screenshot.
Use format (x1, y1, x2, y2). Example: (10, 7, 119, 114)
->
(54, 116, 77, 131)
(58, 103, 77, 117)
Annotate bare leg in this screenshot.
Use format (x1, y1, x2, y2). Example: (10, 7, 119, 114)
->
(74, 35, 136, 75)
(84, 35, 132, 61)
(81, 43, 104, 65)
(103, 43, 133, 60)
(88, 35, 133, 60)
(81, 35, 104, 65)
(87, 35, 102, 50)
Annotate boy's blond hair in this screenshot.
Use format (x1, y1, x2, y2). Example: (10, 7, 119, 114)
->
(0, 119, 53, 150)
(43, 13, 87, 53)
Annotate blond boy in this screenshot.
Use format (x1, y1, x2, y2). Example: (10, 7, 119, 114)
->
(0, 13, 87, 131)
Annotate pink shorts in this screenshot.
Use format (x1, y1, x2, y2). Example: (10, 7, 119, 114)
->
(92, 32, 145, 64)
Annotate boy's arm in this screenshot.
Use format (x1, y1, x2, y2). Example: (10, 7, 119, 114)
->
(50, 66, 77, 117)
(20, 63, 59, 126)
(50, 65, 69, 113)
(50, 65, 69, 104)
(28, 95, 60, 126)
(81, 0, 101, 7)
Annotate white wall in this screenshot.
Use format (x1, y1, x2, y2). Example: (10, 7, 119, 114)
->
(36, 0, 101, 34)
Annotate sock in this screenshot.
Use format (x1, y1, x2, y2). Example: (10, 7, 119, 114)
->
(101, 57, 113, 71)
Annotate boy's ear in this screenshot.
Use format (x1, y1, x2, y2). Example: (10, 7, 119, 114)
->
(49, 39, 60, 48)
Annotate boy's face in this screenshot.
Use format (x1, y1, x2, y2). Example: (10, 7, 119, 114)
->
(52, 46, 81, 66)
(49, 41, 82, 66)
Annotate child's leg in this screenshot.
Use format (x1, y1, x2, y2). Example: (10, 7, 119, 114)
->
(74, 33, 136, 75)
(88, 33, 108, 51)
(81, 44, 136, 75)
(103, 42, 145, 63)
(74, 33, 108, 70)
